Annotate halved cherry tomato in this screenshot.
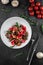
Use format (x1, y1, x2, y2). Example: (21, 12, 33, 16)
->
(21, 39, 25, 43)
(9, 34, 13, 38)
(28, 7, 33, 11)
(29, 11, 34, 16)
(20, 31, 24, 35)
(31, 3, 35, 7)
(41, 15, 43, 18)
(9, 27, 13, 31)
(29, 0, 34, 3)
(36, 2, 41, 7)
(22, 25, 26, 31)
(37, 14, 41, 19)
(18, 30, 24, 36)
(36, 11, 40, 14)
(17, 35, 22, 39)
(40, 6, 43, 11)
(13, 27, 17, 32)
(41, 11, 43, 15)
(34, 6, 38, 10)
(20, 28, 25, 32)
(11, 40, 15, 45)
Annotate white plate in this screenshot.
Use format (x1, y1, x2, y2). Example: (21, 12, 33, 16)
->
(0, 17, 32, 49)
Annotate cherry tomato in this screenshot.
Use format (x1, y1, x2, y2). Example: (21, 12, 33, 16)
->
(9, 27, 13, 31)
(29, 0, 34, 3)
(9, 34, 13, 38)
(28, 7, 33, 11)
(34, 6, 38, 10)
(36, 11, 40, 14)
(29, 11, 34, 16)
(22, 25, 26, 31)
(18, 31, 24, 36)
(41, 11, 43, 15)
(18, 30, 25, 36)
(13, 27, 17, 31)
(41, 15, 43, 18)
(17, 35, 22, 39)
(37, 14, 41, 19)
(31, 3, 35, 7)
(40, 6, 43, 11)
(21, 39, 25, 43)
(36, 2, 41, 7)
(11, 40, 15, 45)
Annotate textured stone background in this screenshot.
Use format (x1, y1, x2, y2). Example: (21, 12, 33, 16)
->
(0, 0, 43, 65)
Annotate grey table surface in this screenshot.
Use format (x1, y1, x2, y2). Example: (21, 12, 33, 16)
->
(0, 0, 43, 65)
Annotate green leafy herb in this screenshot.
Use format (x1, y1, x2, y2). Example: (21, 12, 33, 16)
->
(7, 31, 12, 34)
(10, 45, 14, 48)
(15, 22, 19, 27)
(13, 52, 23, 58)
(30, 21, 37, 26)
(20, 14, 37, 26)
(1, 8, 12, 13)
(20, 14, 30, 20)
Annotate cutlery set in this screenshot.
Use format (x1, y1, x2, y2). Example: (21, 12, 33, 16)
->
(27, 35, 40, 65)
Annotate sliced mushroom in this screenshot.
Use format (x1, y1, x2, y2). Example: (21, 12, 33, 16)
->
(11, 0, 19, 7)
(1, 0, 9, 4)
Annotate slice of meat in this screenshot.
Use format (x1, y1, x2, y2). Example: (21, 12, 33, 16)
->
(16, 43, 21, 46)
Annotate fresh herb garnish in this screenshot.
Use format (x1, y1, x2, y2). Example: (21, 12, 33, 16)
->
(1, 8, 12, 13)
(7, 31, 12, 34)
(20, 14, 30, 20)
(10, 45, 14, 48)
(15, 22, 19, 27)
(30, 21, 37, 26)
(20, 14, 37, 26)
